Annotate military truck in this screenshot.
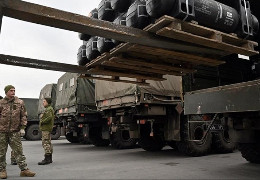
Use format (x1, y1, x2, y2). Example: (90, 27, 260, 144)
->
(95, 71, 237, 155)
(183, 0, 260, 163)
(38, 83, 61, 140)
(55, 72, 109, 146)
(20, 98, 40, 140)
(95, 75, 182, 150)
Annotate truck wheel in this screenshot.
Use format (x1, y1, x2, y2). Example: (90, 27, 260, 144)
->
(238, 143, 260, 163)
(65, 132, 80, 143)
(177, 118, 212, 156)
(139, 135, 164, 151)
(110, 129, 137, 149)
(89, 127, 110, 147)
(212, 131, 236, 153)
(51, 126, 61, 140)
(25, 124, 42, 141)
(177, 133, 212, 157)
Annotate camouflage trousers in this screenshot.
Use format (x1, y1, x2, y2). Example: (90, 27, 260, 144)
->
(11, 150, 16, 163)
(41, 131, 53, 155)
(0, 132, 27, 171)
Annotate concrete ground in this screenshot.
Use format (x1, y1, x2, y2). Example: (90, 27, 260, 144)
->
(4, 137, 260, 179)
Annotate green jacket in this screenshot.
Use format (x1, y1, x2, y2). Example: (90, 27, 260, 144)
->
(39, 105, 54, 132)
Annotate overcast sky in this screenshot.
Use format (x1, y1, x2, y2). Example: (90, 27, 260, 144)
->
(0, 0, 99, 98)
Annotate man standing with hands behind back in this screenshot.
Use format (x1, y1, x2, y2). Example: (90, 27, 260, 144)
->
(0, 85, 36, 179)
(38, 98, 54, 165)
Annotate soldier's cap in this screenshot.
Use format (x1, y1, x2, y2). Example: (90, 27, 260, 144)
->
(4, 85, 15, 94)
(44, 98, 52, 105)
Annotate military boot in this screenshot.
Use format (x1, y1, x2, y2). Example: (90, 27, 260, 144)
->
(0, 170, 7, 179)
(48, 154, 53, 163)
(38, 154, 52, 165)
(20, 169, 36, 177)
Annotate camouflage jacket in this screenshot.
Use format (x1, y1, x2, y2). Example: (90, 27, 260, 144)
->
(39, 105, 54, 132)
(0, 96, 27, 132)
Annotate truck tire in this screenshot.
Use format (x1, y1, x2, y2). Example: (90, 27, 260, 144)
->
(51, 126, 61, 140)
(89, 127, 110, 147)
(212, 131, 236, 153)
(139, 135, 164, 151)
(25, 124, 42, 141)
(238, 143, 260, 163)
(177, 134, 212, 157)
(65, 132, 80, 143)
(110, 129, 137, 149)
(177, 118, 212, 156)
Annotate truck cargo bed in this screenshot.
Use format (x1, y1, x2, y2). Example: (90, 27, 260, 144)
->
(184, 79, 260, 115)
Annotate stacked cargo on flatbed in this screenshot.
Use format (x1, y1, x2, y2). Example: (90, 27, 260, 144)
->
(82, 15, 258, 84)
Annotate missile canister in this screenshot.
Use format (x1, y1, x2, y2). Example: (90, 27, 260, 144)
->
(146, 0, 259, 38)
(86, 36, 101, 61)
(77, 45, 89, 66)
(98, 0, 115, 21)
(126, 0, 151, 29)
(97, 37, 115, 54)
(112, 13, 127, 45)
(78, 9, 98, 41)
(111, 0, 135, 13)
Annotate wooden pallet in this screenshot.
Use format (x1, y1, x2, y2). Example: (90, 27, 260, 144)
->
(82, 43, 224, 84)
(81, 16, 258, 84)
(152, 16, 258, 56)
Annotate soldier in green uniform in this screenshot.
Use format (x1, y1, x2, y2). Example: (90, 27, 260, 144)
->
(0, 85, 36, 179)
(38, 98, 54, 165)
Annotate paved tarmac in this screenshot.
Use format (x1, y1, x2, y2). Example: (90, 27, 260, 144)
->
(4, 137, 260, 179)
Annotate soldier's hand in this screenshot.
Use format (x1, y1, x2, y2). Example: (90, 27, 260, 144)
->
(20, 129, 25, 136)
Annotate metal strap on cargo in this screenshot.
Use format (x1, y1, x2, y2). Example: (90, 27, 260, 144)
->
(217, 2, 223, 20)
(183, 0, 190, 21)
(138, 5, 148, 17)
(243, 0, 250, 39)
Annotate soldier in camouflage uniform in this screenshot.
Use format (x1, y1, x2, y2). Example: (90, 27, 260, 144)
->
(0, 85, 36, 179)
(38, 98, 54, 165)
(0, 96, 16, 166)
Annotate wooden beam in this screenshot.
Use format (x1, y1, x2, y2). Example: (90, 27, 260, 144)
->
(79, 74, 149, 85)
(102, 61, 186, 76)
(157, 27, 258, 56)
(0, 54, 91, 74)
(87, 67, 165, 81)
(128, 45, 225, 66)
(109, 56, 196, 73)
